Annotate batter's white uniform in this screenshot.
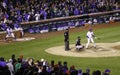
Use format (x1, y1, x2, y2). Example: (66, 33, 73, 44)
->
(85, 30, 96, 48)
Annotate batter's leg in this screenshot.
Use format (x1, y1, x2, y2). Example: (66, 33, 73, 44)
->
(85, 38, 90, 49)
(91, 38, 96, 48)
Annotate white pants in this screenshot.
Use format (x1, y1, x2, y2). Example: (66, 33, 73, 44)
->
(76, 45, 84, 50)
(6, 33, 15, 38)
(86, 38, 96, 48)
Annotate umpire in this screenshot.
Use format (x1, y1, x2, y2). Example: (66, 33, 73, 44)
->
(64, 29, 70, 51)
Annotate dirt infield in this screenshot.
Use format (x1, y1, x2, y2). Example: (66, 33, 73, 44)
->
(45, 42, 120, 57)
(0, 22, 120, 57)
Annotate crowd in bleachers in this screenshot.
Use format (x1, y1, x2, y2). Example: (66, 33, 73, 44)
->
(0, 0, 120, 32)
(0, 54, 111, 75)
(0, 1, 118, 74)
(0, 0, 119, 22)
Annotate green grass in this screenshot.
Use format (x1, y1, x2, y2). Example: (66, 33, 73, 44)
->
(0, 23, 120, 74)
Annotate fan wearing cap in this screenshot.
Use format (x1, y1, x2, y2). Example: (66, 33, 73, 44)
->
(85, 28, 96, 49)
(103, 69, 111, 75)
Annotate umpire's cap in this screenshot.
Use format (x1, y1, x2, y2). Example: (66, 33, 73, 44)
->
(77, 36, 81, 40)
(78, 36, 80, 38)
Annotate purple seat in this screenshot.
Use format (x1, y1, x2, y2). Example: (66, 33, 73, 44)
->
(28, 28, 34, 33)
(40, 26, 49, 33)
(56, 23, 64, 31)
(32, 26, 40, 33)
(51, 24, 57, 31)
(68, 21, 75, 28)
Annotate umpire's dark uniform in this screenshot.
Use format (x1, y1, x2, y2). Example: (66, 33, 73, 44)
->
(64, 29, 70, 50)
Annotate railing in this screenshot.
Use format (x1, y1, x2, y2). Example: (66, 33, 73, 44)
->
(0, 10, 120, 40)
(21, 10, 120, 26)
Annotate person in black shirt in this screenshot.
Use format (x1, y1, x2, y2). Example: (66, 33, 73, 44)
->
(64, 29, 70, 51)
(75, 36, 84, 50)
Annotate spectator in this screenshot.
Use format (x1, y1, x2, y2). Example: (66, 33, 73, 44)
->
(6, 59, 14, 75)
(70, 65, 78, 75)
(103, 69, 111, 75)
(74, 8, 79, 15)
(15, 58, 22, 72)
(0, 21, 7, 31)
(34, 12, 40, 21)
(11, 54, 17, 67)
(78, 69, 82, 75)
(39, 65, 49, 75)
(0, 54, 112, 75)
(0, 0, 119, 26)
(1, 65, 11, 75)
(85, 68, 90, 75)
(0, 57, 6, 68)
(92, 70, 101, 75)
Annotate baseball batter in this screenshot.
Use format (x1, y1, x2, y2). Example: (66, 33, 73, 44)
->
(85, 28, 96, 49)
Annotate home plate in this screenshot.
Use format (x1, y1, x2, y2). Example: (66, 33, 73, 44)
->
(16, 37, 35, 41)
(98, 48, 103, 50)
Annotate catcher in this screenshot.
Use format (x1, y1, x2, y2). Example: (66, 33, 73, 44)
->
(75, 36, 84, 50)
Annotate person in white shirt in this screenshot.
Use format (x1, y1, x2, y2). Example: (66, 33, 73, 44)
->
(34, 12, 40, 21)
(88, 20, 92, 25)
(6, 59, 14, 75)
(93, 18, 98, 24)
(85, 28, 96, 49)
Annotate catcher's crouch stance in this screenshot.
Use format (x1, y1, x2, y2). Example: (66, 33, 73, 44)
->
(75, 36, 84, 50)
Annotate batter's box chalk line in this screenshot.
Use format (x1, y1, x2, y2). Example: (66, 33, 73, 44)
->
(15, 37, 35, 41)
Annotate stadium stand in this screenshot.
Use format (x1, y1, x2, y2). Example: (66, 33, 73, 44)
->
(0, 0, 120, 32)
(0, 0, 119, 74)
(0, 55, 111, 75)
